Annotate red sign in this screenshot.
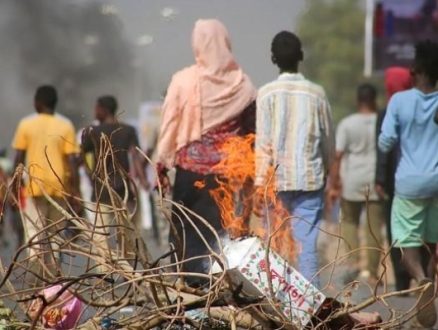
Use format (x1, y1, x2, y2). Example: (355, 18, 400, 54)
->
(258, 259, 305, 307)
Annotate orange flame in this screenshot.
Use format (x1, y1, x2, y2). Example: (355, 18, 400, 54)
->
(209, 134, 296, 263)
(194, 180, 206, 189)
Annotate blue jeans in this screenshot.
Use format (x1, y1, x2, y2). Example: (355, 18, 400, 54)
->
(277, 189, 324, 289)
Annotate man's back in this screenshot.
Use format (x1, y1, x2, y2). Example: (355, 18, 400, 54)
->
(380, 88, 438, 198)
(82, 122, 139, 202)
(337, 113, 377, 200)
(256, 73, 334, 191)
(12, 113, 77, 197)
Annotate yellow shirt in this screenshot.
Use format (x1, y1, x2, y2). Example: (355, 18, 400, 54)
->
(12, 113, 79, 197)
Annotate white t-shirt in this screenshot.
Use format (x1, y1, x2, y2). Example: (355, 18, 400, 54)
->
(336, 113, 378, 201)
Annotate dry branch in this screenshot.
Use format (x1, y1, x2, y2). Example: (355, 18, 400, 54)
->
(0, 139, 424, 330)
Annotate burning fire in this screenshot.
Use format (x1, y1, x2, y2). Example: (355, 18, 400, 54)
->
(208, 134, 297, 263)
(194, 180, 206, 189)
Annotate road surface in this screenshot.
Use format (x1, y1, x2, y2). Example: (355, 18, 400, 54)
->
(0, 220, 436, 329)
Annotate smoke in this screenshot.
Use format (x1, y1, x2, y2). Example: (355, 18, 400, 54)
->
(0, 0, 135, 136)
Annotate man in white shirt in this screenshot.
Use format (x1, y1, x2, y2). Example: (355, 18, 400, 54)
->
(329, 84, 385, 285)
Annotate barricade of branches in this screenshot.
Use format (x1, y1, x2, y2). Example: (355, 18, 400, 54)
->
(0, 139, 433, 330)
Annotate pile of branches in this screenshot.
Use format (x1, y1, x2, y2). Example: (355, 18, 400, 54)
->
(0, 148, 431, 330)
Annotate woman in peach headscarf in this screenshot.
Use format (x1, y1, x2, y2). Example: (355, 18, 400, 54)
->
(156, 19, 257, 287)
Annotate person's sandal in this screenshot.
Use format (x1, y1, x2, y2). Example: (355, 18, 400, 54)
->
(416, 278, 437, 328)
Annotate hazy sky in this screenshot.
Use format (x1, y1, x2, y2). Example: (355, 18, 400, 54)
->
(0, 0, 307, 149)
(106, 0, 307, 101)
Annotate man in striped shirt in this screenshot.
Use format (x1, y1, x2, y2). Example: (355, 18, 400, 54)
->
(255, 31, 335, 288)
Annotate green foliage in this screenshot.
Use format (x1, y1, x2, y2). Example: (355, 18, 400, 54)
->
(297, 0, 383, 123)
(0, 299, 16, 330)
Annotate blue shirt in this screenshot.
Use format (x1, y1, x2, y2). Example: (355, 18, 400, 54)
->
(378, 88, 438, 198)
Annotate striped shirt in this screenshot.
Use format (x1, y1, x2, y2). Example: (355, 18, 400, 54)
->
(255, 73, 335, 192)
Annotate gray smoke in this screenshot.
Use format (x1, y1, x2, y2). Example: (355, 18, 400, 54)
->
(0, 0, 135, 142)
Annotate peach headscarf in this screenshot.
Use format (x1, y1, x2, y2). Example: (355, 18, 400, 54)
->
(157, 19, 257, 169)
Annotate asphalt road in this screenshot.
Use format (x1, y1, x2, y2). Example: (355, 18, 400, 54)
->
(0, 219, 436, 329)
(0, 219, 166, 326)
(318, 221, 438, 329)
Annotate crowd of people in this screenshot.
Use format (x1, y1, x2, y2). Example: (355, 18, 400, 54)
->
(0, 18, 438, 328)
(329, 39, 438, 328)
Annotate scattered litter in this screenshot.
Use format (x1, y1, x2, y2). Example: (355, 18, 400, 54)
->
(27, 285, 83, 330)
(101, 316, 122, 329)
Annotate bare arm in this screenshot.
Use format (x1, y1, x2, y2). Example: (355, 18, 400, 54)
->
(131, 147, 149, 190)
(329, 151, 344, 191)
(327, 118, 348, 209)
(319, 96, 336, 175)
(13, 150, 26, 172)
(325, 150, 344, 210)
(67, 154, 80, 195)
(329, 118, 348, 191)
(146, 129, 159, 159)
(129, 126, 149, 191)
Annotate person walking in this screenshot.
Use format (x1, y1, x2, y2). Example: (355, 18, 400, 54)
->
(255, 31, 335, 289)
(11, 85, 81, 280)
(156, 19, 256, 288)
(378, 40, 438, 328)
(81, 96, 149, 273)
(329, 84, 385, 285)
(375, 66, 424, 293)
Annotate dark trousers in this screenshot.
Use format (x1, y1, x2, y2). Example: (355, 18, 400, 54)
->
(149, 193, 159, 243)
(386, 196, 428, 290)
(169, 167, 224, 287)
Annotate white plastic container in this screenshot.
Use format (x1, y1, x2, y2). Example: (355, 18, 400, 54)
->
(211, 237, 325, 327)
